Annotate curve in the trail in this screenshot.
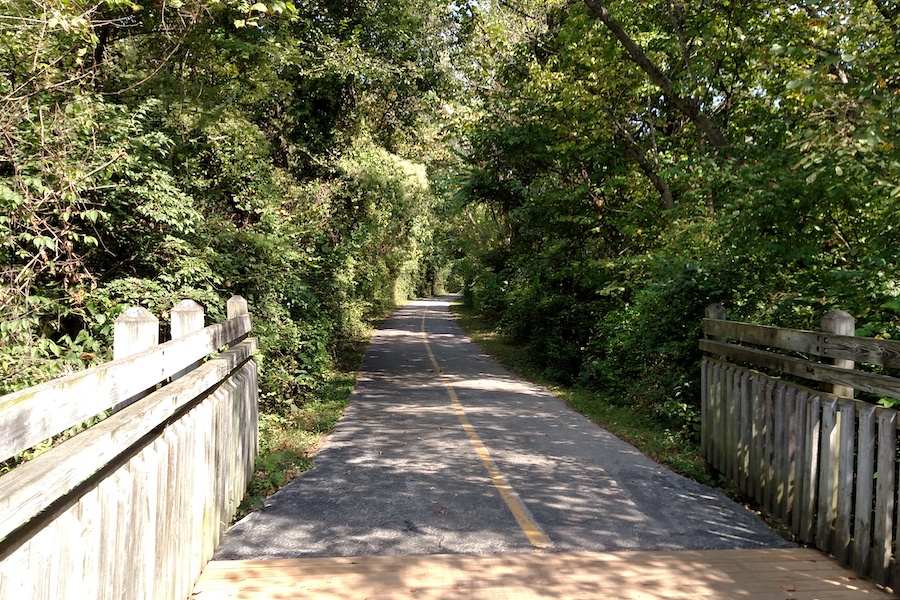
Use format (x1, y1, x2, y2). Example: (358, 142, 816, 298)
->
(214, 297, 792, 559)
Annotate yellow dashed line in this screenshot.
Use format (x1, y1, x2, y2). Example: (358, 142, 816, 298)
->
(420, 310, 552, 550)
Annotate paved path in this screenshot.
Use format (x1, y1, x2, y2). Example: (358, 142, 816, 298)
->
(214, 297, 792, 559)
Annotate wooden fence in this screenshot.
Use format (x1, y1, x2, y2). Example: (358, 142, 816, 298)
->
(0, 296, 258, 600)
(701, 304, 900, 590)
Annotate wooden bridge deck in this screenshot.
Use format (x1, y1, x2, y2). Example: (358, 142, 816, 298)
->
(192, 547, 893, 599)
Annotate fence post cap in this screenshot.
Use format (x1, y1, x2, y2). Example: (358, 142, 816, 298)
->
(821, 310, 855, 334)
(172, 299, 204, 312)
(116, 306, 157, 323)
(227, 295, 249, 319)
(822, 309, 855, 321)
(705, 304, 727, 319)
(114, 306, 159, 360)
(171, 300, 205, 339)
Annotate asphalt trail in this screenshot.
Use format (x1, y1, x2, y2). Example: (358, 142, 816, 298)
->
(214, 297, 792, 559)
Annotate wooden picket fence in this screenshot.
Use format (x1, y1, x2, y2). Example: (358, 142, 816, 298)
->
(0, 296, 258, 600)
(701, 304, 900, 590)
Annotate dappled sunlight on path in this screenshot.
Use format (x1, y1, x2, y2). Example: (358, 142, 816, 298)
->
(195, 548, 892, 599)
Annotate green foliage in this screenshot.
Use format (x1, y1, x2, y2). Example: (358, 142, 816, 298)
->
(0, 0, 465, 455)
(450, 0, 900, 439)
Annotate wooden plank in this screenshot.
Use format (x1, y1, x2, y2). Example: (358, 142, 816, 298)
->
(0, 541, 28, 600)
(152, 436, 171, 600)
(75, 486, 102, 600)
(123, 457, 145, 600)
(197, 548, 839, 570)
(0, 339, 257, 543)
(701, 360, 709, 465)
(872, 410, 896, 585)
(852, 405, 876, 577)
(96, 473, 120, 600)
(816, 397, 838, 552)
(763, 379, 776, 515)
(799, 394, 821, 544)
(0, 313, 251, 463)
(213, 390, 229, 541)
(699, 339, 900, 400)
(167, 420, 186, 600)
(248, 361, 259, 478)
(187, 408, 206, 597)
(738, 369, 751, 493)
(185, 412, 203, 600)
(750, 373, 764, 501)
(834, 400, 856, 566)
(791, 389, 809, 538)
(702, 318, 900, 368)
(162, 423, 182, 600)
(198, 398, 218, 567)
(712, 363, 724, 472)
(772, 384, 787, 520)
(133, 451, 157, 599)
(722, 366, 737, 481)
(194, 548, 895, 600)
(26, 503, 61, 599)
(781, 386, 797, 524)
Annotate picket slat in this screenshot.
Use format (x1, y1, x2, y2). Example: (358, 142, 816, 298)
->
(738, 370, 751, 493)
(789, 390, 808, 538)
(772, 384, 787, 520)
(750, 373, 764, 501)
(853, 405, 876, 576)
(763, 379, 776, 515)
(834, 400, 856, 566)
(873, 410, 896, 584)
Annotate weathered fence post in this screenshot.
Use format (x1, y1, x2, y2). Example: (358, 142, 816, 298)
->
(114, 307, 159, 359)
(702, 304, 727, 476)
(705, 304, 727, 331)
(227, 295, 249, 320)
(821, 310, 855, 399)
(171, 300, 205, 339)
(171, 300, 206, 382)
(113, 307, 159, 412)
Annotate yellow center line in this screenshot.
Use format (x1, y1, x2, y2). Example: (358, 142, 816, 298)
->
(420, 309, 552, 550)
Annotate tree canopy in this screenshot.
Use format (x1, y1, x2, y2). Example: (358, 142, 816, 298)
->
(2, 0, 899, 436)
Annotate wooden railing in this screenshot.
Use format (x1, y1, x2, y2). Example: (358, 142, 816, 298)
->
(0, 296, 258, 600)
(700, 304, 900, 590)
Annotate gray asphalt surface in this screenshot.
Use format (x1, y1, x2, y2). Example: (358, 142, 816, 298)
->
(214, 297, 792, 559)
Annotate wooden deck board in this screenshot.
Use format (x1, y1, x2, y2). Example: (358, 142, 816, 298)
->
(192, 548, 894, 599)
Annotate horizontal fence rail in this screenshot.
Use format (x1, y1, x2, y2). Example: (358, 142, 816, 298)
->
(700, 304, 900, 591)
(0, 296, 258, 600)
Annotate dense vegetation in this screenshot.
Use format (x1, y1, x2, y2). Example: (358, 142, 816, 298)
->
(0, 0, 464, 398)
(3, 0, 900, 455)
(452, 0, 900, 436)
